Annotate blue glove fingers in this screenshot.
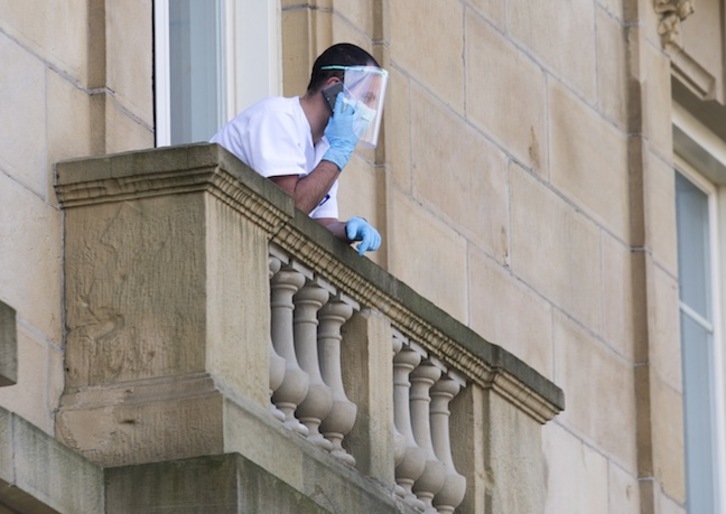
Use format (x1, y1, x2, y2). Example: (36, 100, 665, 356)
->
(345, 217, 362, 241)
(346, 217, 380, 255)
(322, 93, 360, 171)
(357, 226, 372, 255)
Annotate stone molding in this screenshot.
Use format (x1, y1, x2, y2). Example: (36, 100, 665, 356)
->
(654, 0, 695, 48)
(0, 407, 104, 513)
(0, 302, 16, 387)
(55, 143, 564, 424)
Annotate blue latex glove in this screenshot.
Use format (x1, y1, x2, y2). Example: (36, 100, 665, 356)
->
(345, 217, 381, 256)
(322, 92, 360, 171)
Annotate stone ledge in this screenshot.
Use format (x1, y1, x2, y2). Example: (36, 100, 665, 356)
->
(105, 451, 414, 514)
(0, 407, 104, 513)
(105, 453, 328, 514)
(0, 302, 16, 387)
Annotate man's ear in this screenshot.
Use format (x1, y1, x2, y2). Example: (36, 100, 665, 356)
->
(323, 76, 342, 88)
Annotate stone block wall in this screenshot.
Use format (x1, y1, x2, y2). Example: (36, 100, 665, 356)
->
(0, 0, 155, 436)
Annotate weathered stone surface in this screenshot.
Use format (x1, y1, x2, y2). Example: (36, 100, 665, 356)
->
(63, 195, 209, 387)
(389, 190, 469, 324)
(0, 330, 58, 434)
(510, 162, 602, 332)
(643, 43, 674, 159)
(105, 0, 153, 127)
(387, 67, 412, 193)
(549, 80, 630, 240)
(608, 460, 640, 514)
(0, 31, 47, 198)
(649, 371, 686, 504)
(106, 451, 413, 514)
(468, 247, 554, 380)
(46, 68, 93, 201)
(341, 310, 395, 484)
(0, 0, 88, 83)
(106, 453, 327, 514)
(601, 234, 637, 360)
(468, 0, 506, 28)
(543, 422, 609, 514)
(465, 11, 548, 176)
(553, 312, 638, 470)
(0, 408, 103, 514)
(596, 6, 628, 128)
(0, 174, 62, 343)
(648, 265, 682, 392)
(222, 396, 417, 514)
(411, 84, 510, 262)
(645, 152, 679, 275)
(56, 375, 225, 467)
(507, 0, 597, 101)
(389, 0, 465, 112)
(0, 303, 16, 387)
(484, 392, 548, 514)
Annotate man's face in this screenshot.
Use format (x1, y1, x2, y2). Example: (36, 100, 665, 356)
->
(342, 67, 388, 147)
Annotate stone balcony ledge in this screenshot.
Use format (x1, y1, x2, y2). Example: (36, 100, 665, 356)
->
(55, 143, 564, 513)
(55, 143, 563, 422)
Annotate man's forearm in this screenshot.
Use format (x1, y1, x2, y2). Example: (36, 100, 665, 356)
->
(315, 218, 348, 241)
(269, 160, 340, 214)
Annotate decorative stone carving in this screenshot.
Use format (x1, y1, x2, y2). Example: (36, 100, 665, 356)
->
(654, 0, 695, 48)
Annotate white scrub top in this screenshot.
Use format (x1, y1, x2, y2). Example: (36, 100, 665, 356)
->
(211, 96, 338, 219)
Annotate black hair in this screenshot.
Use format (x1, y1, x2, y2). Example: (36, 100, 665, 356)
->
(306, 43, 380, 93)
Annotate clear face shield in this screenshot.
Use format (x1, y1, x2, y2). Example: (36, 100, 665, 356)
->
(322, 65, 389, 148)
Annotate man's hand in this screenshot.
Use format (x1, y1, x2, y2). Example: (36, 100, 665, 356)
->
(322, 93, 360, 171)
(345, 217, 381, 256)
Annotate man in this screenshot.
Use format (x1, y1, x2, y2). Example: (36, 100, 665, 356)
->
(211, 43, 387, 255)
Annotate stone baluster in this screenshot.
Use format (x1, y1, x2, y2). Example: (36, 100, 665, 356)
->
(390, 334, 408, 500)
(267, 257, 286, 422)
(431, 376, 467, 514)
(410, 361, 446, 513)
(293, 282, 333, 449)
(392, 346, 427, 510)
(318, 297, 356, 464)
(270, 266, 309, 435)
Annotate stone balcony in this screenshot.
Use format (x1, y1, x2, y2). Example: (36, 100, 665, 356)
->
(52, 144, 564, 513)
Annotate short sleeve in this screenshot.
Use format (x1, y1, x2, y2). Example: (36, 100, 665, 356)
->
(244, 109, 308, 178)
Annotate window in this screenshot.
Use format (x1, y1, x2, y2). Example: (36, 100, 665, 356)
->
(154, 0, 281, 146)
(673, 103, 726, 514)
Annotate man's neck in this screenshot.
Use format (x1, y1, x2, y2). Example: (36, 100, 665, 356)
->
(299, 92, 330, 144)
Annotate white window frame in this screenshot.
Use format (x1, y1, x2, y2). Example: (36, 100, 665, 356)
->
(153, 0, 282, 147)
(673, 103, 726, 514)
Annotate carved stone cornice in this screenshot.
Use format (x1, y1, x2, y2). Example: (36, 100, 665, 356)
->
(55, 144, 294, 236)
(654, 0, 695, 48)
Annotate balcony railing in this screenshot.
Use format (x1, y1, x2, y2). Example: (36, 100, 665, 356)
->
(55, 144, 564, 513)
